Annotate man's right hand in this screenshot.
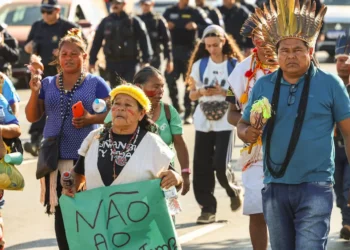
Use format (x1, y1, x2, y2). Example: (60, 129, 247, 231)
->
(24, 41, 34, 54)
(244, 126, 263, 144)
(89, 64, 95, 73)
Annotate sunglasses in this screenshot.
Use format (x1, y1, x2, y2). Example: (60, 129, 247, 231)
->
(288, 84, 298, 106)
(41, 9, 54, 15)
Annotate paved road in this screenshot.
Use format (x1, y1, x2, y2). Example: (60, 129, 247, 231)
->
(2, 59, 350, 249)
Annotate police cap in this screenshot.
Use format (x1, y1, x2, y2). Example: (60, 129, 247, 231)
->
(41, 0, 60, 10)
(139, 0, 154, 4)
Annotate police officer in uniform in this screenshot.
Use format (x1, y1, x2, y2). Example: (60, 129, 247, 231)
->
(240, 0, 256, 13)
(138, 0, 173, 71)
(0, 23, 19, 78)
(195, 0, 224, 28)
(333, 32, 350, 240)
(218, 0, 253, 56)
(89, 0, 153, 86)
(24, 0, 84, 156)
(163, 0, 211, 123)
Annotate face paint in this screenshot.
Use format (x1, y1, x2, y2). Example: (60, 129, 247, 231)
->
(111, 106, 118, 112)
(127, 109, 135, 116)
(144, 89, 157, 97)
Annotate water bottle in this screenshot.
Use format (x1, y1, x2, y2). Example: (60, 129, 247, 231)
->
(163, 186, 182, 216)
(4, 152, 23, 165)
(0, 106, 5, 125)
(92, 99, 107, 114)
(61, 171, 75, 193)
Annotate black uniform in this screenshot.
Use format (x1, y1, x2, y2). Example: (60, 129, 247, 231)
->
(138, 12, 172, 69)
(199, 5, 224, 28)
(25, 17, 81, 155)
(163, 4, 211, 117)
(0, 30, 19, 77)
(333, 84, 350, 228)
(241, 0, 256, 13)
(89, 11, 152, 86)
(218, 4, 253, 50)
(26, 18, 80, 77)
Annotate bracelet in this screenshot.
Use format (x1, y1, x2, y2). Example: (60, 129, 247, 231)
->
(181, 168, 191, 174)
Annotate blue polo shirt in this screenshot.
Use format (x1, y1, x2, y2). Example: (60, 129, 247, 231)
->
(242, 63, 350, 184)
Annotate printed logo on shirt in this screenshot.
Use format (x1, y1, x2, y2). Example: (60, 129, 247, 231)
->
(52, 36, 58, 43)
(159, 122, 168, 131)
(181, 14, 192, 19)
(169, 13, 179, 19)
(99, 140, 137, 162)
(227, 87, 234, 97)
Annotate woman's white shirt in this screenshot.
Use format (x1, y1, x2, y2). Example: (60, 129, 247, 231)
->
(78, 128, 174, 190)
(190, 57, 233, 132)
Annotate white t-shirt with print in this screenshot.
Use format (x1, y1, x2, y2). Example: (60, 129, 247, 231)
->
(190, 57, 234, 132)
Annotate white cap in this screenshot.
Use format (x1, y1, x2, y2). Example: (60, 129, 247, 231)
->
(201, 25, 226, 43)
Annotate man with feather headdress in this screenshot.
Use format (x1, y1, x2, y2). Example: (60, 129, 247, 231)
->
(333, 30, 350, 240)
(226, 9, 278, 250)
(236, 0, 350, 248)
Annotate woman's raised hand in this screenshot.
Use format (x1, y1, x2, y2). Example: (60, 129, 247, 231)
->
(159, 170, 183, 190)
(29, 75, 42, 93)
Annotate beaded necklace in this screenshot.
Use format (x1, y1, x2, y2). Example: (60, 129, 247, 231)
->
(109, 126, 140, 179)
(58, 72, 84, 120)
(240, 48, 278, 104)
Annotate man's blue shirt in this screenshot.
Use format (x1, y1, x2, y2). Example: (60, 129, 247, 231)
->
(242, 64, 350, 184)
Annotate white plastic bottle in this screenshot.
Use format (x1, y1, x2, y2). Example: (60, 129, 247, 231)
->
(92, 99, 107, 114)
(163, 186, 182, 216)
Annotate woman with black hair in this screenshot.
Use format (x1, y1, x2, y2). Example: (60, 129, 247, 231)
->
(133, 66, 191, 195)
(186, 24, 243, 224)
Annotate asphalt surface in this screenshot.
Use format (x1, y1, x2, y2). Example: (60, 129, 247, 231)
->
(2, 55, 350, 250)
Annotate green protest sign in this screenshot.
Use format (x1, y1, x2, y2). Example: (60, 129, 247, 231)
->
(60, 179, 180, 250)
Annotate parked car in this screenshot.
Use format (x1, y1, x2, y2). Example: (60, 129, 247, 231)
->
(317, 0, 350, 58)
(0, 0, 108, 88)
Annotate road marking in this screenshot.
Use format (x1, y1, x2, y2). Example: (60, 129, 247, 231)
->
(21, 159, 37, 165)
(178, 223, 226, 244)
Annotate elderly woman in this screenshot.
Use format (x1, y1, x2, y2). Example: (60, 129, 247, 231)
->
(25, 30, 110, 249)
(186, 24, 244, 224)
(64, 84, 183, 196)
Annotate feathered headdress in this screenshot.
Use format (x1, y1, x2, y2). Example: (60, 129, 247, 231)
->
(66, 28, 82, 39)
(244, 0, 327, 52)
(335, 30, 350, 58)
(240, 11, 278, 63)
